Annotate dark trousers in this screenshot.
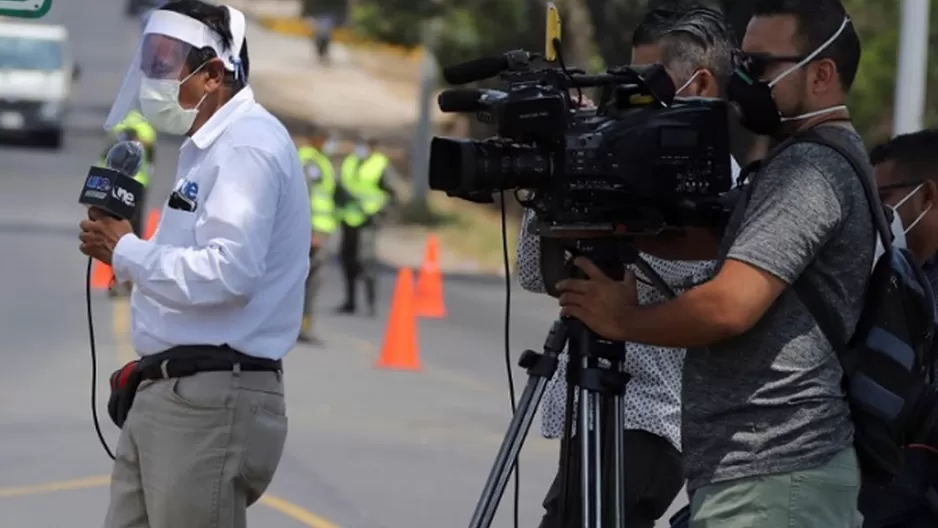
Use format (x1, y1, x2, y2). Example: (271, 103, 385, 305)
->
(859, 449, 938, 527)
(539, 426, 683, 528)
(302, 243, 326, 335)
(339, 222, 377, 310)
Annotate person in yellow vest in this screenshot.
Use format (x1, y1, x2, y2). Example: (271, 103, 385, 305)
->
(100, 112, 156, 297)
(335, 136, 396, 316)
(296, 128, 338, 343)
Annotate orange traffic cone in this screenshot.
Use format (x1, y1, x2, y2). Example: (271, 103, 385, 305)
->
(143, 209, 160, 240)
(376, 268, 421, 371)
(415, 234, 446, 318)
(90, 261, 113, 290)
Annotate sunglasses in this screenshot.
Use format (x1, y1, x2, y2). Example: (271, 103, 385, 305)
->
(732, 51, 808, 79)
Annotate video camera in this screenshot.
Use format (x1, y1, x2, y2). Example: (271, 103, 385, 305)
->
(429, 49, 735, 238)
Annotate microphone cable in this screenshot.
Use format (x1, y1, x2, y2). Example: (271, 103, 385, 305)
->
(86, 256, 116, 460)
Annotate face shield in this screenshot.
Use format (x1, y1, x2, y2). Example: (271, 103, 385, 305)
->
(104, 5, 246, 132)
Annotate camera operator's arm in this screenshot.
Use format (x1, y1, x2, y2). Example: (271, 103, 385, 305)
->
(631, 228, 723, 261)
(517, 208, 548, 293)
(559, 158, 843, 348)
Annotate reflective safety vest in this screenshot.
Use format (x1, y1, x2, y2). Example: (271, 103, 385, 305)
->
(107, 111, 156, 187)
(298, 146, 337, 234)
(339, 152, 390, 227)
(112, 110, 157, 147)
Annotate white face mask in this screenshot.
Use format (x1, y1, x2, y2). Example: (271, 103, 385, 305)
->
(771, 17, 851, 124)
(138, 65, 208, 135)
(872, 183, 931, 265)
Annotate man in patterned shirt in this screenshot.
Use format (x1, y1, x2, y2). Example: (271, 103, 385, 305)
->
(516, 3, 740, 526)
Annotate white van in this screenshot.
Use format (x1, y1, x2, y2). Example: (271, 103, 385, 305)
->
(0, 21, 79, 149)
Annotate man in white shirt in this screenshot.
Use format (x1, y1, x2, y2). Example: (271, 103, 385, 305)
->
(516, 3, 741, 526)
(77, 2, 309, 527)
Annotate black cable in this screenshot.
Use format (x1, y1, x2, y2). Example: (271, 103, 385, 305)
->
(498, 191, 520, 528)
(86, 257, 116, 460)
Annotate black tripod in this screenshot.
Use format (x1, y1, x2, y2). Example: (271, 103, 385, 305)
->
(468, 315, 630, 528)
(467, 244, 675, 528)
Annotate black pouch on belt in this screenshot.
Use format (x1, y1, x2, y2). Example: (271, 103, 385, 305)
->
(108, 360, 142, 428)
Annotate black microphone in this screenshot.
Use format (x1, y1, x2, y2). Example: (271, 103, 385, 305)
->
(442, 50, 537, 85)
(78, 140, 146, 221)
(437, 88, 508, 112)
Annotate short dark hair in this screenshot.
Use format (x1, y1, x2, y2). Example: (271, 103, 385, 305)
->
(750, 0, 861, 91)
(632, 1, 736, 90)
(870, 129, 938, 180)
(160, 0, 250, 90)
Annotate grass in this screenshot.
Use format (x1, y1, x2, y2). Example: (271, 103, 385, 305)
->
(398, 194, 520, 274)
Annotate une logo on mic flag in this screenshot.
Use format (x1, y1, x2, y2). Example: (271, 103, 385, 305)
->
(0, 0, 52, 18)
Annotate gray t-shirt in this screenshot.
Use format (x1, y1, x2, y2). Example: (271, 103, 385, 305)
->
(682, 125, 874, 491)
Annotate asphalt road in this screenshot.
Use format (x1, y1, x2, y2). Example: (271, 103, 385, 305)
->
(0, 2, 687, 527)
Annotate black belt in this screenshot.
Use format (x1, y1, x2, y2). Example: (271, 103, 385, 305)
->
(136, 345, 282, 381)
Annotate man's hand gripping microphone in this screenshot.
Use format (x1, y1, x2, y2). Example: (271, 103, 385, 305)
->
(77, 139, 147, 460)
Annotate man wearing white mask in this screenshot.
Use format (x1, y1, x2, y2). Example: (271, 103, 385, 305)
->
(555, 0, 871, 525)
(861, 129, 938, 528)
(518, 3, 741, 526)
(870, 130, 938, 274)
(77, 1, 309, 526)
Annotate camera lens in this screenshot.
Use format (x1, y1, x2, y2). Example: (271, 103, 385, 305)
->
(429, 137, 550, 194)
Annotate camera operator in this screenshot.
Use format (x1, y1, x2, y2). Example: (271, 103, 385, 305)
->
(860, 129, 938, 528)
(518, 3, 740, 527)
(556, 0, 870, 525)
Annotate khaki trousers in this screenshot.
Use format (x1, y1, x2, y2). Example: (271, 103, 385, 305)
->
(104, 369, 288, 528)
(689, 447, 863, 528)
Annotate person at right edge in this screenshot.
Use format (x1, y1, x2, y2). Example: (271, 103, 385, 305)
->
(860, 129, 938, 527)
(556, 0, 870, 526)
(335, 137, 396, 316)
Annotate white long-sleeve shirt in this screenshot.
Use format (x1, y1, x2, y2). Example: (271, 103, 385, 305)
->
(518, 157, 741, 451)
(112, 86, 310, 360)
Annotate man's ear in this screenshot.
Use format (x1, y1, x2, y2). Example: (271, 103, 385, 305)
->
(694, 69, 717, 98)
(810, 57, 838, 94)
(922, 178, 938, 210)
(202, 58, 227, 93)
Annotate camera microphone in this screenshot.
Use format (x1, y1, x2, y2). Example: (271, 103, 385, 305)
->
(438, 88, 507, 113)
(442, 50, 538, 85)
(78, 140, 146, 221)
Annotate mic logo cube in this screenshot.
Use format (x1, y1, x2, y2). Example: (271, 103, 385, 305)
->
(112, 186, 135, 207)
(82, 172, 113, 202)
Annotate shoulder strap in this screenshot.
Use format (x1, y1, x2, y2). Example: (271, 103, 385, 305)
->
(785, 127, 887, 353)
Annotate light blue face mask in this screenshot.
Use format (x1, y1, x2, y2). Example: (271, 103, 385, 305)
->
(355, 145, 369, 158)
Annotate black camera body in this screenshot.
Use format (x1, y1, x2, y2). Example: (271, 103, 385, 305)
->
(429, 52, 734, 237)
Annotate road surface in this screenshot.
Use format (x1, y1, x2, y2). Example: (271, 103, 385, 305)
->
(0, 1, 687, 526)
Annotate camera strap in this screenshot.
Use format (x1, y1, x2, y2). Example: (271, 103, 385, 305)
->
(783, 127, 891, 354)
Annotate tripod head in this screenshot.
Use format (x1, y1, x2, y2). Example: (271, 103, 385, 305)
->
(540, 237, 638, 298)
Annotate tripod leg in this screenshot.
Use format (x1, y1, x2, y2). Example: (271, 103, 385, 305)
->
(612, 393, 626, 528)
(592, 395, 604, 528)
(468, 368, 551, 528)
(579, 382, 605, 528)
